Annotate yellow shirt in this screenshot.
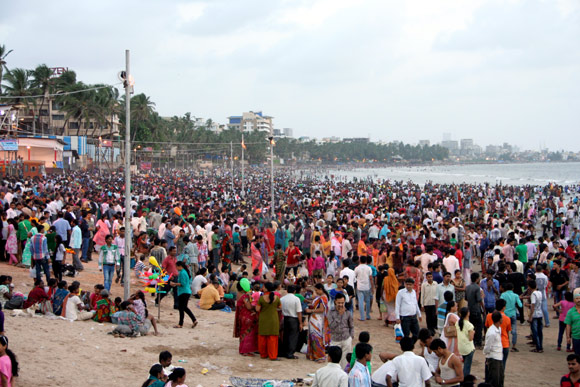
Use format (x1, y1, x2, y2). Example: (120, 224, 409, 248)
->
(199, 285, 220, 310)
(457, 319, 475, 356)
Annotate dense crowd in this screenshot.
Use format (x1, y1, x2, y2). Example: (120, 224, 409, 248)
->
(0, 167, 579, 386)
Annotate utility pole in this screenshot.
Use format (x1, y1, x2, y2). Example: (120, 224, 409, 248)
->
(241, 133, 245, 197)
(123, 49, 132, 301)
(269, 134, 274, 218)
(230, 141, 234, 195)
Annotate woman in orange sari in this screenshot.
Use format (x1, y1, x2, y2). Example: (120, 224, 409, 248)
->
(382, 268, 399, 326)
(306, 283, 331, 363)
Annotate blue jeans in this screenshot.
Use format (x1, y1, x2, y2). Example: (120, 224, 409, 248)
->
(357, 289, 372, 320)
(558, 321, 571, 349)
(102, 264, 115, 291)
(530, 317, 543, 351)
(35, 259, 51, 283)
(81, 237, 90, 261)
(502, 347, 509, 369)
(541, 294, 550, 326)
(509, 315, 518, 346)
(463, 350, 474, 376)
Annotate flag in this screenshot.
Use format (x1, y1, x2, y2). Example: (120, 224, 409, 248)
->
(241, 139, 246, 149)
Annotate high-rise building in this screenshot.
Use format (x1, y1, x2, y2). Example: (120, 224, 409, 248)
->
(227, 111, 273, 133)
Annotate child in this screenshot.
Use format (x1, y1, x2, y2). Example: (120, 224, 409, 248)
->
(554, 291, 574, 351)
(349, 331, 371, 373)
(134, 255, 146, 278)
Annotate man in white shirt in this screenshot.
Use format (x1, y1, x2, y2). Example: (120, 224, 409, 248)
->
(395, 278, 422, 342)
(280, 285, 303, 359)
(340, 260, 355, 287)
(383, 337, 432, 387)
(418, 246, 437, 273)
(341, 237, 352, 260)
(442, 249, 460, 275)
(312, 346, 348, 387)
(354, 256, 374, 321)
(483, 311, 504, 387)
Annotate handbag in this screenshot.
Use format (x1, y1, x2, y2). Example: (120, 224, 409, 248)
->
(444, 323, 457, 337)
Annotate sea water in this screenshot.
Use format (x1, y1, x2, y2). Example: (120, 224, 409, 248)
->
(307, 162, 580, 186)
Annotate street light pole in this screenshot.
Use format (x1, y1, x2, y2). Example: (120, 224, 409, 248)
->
(123, 49, 132, 301)
(269, 134, 274, 219)
(241, 133, 245, 197)
(230, 141, 234, 195)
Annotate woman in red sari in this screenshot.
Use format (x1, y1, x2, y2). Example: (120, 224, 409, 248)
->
(233, 287, 258, 356)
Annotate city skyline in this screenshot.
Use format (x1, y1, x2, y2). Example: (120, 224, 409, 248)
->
(2, 0, 579, 150)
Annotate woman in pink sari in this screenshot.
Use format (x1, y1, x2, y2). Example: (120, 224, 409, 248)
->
(93, 218, 110, 250)
(234, 288, 258, 356)
(251, 241, 263, 275)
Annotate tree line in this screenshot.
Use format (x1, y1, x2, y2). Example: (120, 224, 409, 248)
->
(0, 44, 448, 164)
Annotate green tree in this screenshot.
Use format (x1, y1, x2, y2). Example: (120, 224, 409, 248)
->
(30, 64, 55, 135)
(0, 45, 13, 95)
(2, 68, 31, 105)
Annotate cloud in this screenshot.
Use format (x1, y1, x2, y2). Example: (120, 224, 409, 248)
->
(2, 0, 579, 150)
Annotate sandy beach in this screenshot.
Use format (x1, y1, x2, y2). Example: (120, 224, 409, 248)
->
(1, 257, 568, 387)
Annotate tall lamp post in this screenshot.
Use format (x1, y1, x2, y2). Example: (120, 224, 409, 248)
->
(241, 133, 245, 197)
(269, 135, 275, 218)
(123, 50, 133, 301)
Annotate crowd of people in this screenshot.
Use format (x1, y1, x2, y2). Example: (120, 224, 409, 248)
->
(0, 167, 579, 386)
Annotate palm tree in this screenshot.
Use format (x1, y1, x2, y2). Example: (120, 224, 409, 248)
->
(31, 64, 55, 135)
(2, 68, 31, 105)
(90, 86, 119, 138)
(0, 45, 13, 95)
(57, 82, 98, 136)
(129, 93, 155, 142)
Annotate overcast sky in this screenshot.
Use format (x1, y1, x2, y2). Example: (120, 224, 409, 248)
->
(2, 0, 579, 150)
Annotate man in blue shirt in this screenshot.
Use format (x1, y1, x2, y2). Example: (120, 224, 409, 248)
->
(52, 212, 71, 246)
(481, 269, 500, 315)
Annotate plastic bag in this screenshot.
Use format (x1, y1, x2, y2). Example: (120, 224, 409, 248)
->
(379, 300, 387, 313)
(394, 323, 404, 342)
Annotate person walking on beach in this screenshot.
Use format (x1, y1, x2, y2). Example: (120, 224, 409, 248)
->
(328, 293, 354, 368)
(395, 278, 421, 342)
(171, 261, 197, 329)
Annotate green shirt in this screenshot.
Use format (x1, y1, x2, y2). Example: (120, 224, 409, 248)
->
(565, 307, 580, 339)
(258, 295, 280, 336)
(515, 244, 528, 263)
(17, 220, 32, 241)
(46, 232, 56, 253)
(500, 290, 522, 318)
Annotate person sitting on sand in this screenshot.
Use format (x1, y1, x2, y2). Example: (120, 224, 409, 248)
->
(165, 367, 187, 387)
(94, 289, 114, 323)
(199, 279, 226, 310)
(61, 284, 96, 321)
(22, 279, 50, 311)
(141, 364, 166, 387)
(112, 301, 157, 337)
(51, 280, 69, 315)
